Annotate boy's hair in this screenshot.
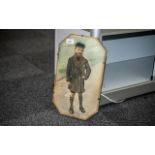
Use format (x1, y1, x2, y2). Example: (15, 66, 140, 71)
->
(75, 42, 85, 49)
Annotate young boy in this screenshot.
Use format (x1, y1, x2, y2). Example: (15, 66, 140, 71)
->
(66, 42, 91, 114)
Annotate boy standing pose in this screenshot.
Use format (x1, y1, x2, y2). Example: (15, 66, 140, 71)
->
(66, 42, 91, 114)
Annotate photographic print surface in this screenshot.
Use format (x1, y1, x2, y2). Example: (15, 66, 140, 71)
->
(53, 34, 107, 120)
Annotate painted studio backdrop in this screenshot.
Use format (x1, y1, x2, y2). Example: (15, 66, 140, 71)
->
(53, 34, 107, 120)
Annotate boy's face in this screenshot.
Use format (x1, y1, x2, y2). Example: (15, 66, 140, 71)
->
(74, 47, 84, 58)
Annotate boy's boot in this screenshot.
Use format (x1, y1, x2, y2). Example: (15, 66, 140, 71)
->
(69, 96, 74, 114)
(79, 94, 85, 113)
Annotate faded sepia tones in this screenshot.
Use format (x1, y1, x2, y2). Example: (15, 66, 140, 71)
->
(53, 34, 107, 120)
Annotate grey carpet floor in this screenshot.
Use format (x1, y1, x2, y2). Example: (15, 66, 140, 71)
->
(0, 29, 155, 126)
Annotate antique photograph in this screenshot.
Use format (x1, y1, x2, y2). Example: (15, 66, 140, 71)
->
(53, 34, 106, 120)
